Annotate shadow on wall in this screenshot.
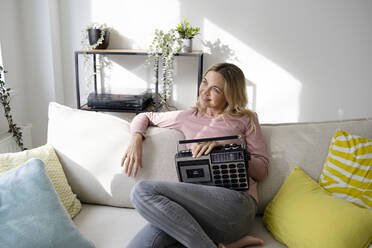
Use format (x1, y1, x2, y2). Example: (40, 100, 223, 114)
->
(109, 28, 135, 49)
(202, 39, 238, 63)
(202, 38, 256, 110)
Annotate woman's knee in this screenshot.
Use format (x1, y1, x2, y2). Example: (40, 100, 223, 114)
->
(130, 180, 156, 205)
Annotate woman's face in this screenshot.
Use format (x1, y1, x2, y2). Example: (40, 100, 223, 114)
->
(199, 71, 227, 115)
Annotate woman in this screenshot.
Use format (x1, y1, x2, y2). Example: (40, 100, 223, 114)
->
(121, 63, 269, 248)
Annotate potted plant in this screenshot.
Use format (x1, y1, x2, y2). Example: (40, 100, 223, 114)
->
(147, 28, 182, 109)
(82, 23, 110, 50)
(176, 18, 200, 52)
(80, 23, 113, 100)
(0, 65, 25, 150)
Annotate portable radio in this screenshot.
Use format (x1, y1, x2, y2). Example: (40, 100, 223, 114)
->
(175, 135, 250, 191)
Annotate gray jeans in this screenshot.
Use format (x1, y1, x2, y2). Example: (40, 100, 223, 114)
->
(127, 180, 257, 248)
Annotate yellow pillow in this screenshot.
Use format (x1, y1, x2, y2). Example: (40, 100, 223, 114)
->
(319, 130, 372, 209)
(0, 144, 82, 218)
(263, 167, 372, 248)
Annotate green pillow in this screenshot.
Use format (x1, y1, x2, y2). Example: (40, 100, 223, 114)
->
(0, 158, 95, 248)
(264, 166, 372, 248)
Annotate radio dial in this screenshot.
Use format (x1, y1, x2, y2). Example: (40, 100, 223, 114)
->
(223, 143, 239, 151)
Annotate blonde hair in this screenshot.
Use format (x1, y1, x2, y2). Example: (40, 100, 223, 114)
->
(192, 63, 256, 134)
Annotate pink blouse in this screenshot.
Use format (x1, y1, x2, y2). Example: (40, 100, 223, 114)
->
(131, 109, 269, 203)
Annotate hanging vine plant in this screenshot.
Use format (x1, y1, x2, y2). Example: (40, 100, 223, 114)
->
(80, 23, 113, 98)
(0, 66, 25, 150)
(147, 29, 182, 110)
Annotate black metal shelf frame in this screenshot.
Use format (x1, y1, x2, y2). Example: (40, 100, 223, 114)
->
(74, 49, 203, 112)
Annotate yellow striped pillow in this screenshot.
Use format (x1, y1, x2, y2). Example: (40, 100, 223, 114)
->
(319, 130, 372, 209)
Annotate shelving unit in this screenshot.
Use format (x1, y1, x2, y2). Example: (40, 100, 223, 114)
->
(74, 49, 203, 112)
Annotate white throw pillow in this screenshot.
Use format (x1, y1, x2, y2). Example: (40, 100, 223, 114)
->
(47, 102, 184, 208)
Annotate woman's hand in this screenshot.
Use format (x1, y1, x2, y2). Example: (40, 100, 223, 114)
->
(121, 133, 143, 177)
(192, 141, 221, 158)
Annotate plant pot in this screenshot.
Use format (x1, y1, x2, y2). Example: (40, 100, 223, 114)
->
(181, 39, 192, 53)
(88, 28, 110, 49)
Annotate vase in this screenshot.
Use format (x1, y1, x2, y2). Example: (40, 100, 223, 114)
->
(181, 39, 192, 53)
(88, 28, 110, 49)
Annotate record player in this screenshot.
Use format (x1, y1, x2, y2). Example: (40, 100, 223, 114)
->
(87, 90, 153, 110)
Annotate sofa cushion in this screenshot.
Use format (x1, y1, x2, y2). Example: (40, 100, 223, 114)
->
(258, 118, 372, 213)
(319, 130, 372, 209)
(263, 166, 372, 248)
(74, 204, 147, 248)
(74, 204, 286, 248)
(0, 158, 95, 248)
(0, 144, 82, 218)
(47, 102, 184, 208)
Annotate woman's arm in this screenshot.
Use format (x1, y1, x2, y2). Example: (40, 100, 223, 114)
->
(122, 111, 183, 177)
(130, 111, 183, 137)
(245, 114, 269, 182)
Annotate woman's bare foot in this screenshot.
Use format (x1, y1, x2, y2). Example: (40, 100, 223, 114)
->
(219, 235, 264, 248)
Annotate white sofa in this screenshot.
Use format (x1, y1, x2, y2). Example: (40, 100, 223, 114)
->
(47, 102, 372, 248)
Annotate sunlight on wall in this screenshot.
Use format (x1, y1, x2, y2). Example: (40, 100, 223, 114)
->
(102, 60, 151, 94)
(90, 0, 182, 99)
(203, 18, 302, 123)
(91, 0, 181, 49)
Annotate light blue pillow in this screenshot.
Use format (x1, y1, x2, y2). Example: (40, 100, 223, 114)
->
(0, 158, 95, 248)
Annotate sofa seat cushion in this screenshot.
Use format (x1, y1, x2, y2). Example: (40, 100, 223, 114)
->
(249, 216, 287, 248)
(74, 204, 285, 248)
(74, 204, 146, 248)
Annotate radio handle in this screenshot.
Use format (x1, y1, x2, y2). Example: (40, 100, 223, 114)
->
(177, 135, 246, 153)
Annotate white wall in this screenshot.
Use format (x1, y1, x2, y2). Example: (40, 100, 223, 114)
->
(0, 0, 26, 132)
(18, 0, 66, 147)
(60, 0, 372, 123)
(0, 0, 372, 147)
